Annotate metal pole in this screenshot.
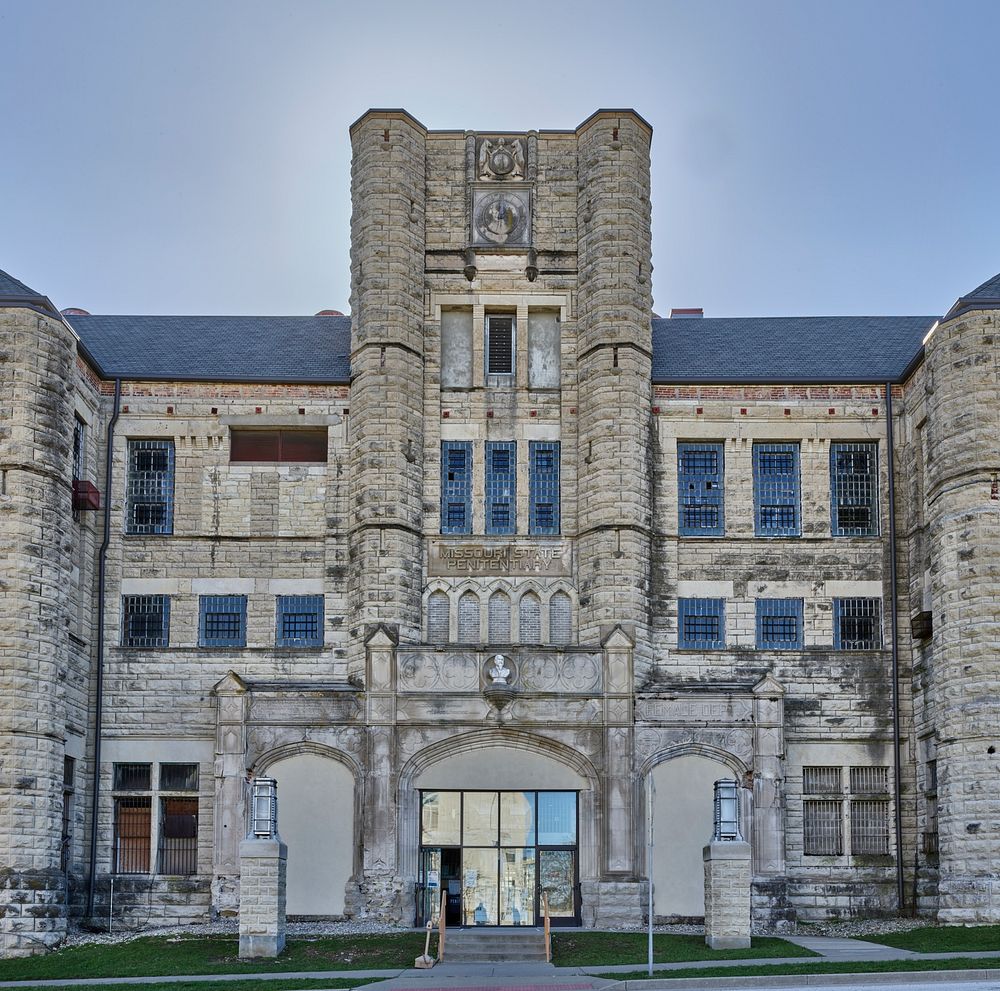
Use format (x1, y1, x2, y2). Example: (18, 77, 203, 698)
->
(648, 774, 655, 977)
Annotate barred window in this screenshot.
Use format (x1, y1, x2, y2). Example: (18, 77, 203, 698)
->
(157, 798, 198, 875)
(486, 442, 516, 536)
(850, 799, 890, 855)
(549, 591, 573, 645)
(427, 591, 450, 643)
(753, 442, 800, 537)
(488, 591, 511, 643)
(803, 800, 843, 855)
(850, 766, 889, 795)
(73, 418, 86, 480)
(121, 595, 170, 648)
(457, 592, 480, 644)
(677, 598, 726, 649)
(486, 315, 515, 377)
(160, 763, 199, 791)
(677, 442, 724, 536)
(755, 598, 803, 650)
(831, 442, 878, 537)
(275, 595, 324, 647)
(529, 442, 560, 535)
(125, 440, 175, 535)
(114, 762, 152, 791)
(199, 595, 247, 648)
(803, 765, 842, 795)
(834, 597, 882, 650)
(519, 592, 541, 644)
(441, 442, 473, 535)
(114, 797, 151, 873)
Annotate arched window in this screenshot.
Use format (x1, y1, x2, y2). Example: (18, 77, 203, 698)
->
(427, 591, 450, 644)
(488, 591, 511, 643)
(518, 592, 541, 644)
(549, 591, 573, 645)
(458, 592, 481, 644)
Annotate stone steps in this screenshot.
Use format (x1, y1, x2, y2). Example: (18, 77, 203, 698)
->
(442, 927, 549, 963)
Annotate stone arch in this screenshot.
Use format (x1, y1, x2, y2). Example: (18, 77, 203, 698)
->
(457, 590, 481, 644)
(427, 590, 450, 643)
(517, 591, 541, 644)
(488, 589, 511, 643)
(549, 589, 573, 644)
(253, 743, 359, 917)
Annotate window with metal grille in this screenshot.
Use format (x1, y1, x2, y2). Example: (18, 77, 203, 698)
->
(753, 442, 800, 537)
(850, 799, 890, 854)
(427, 591, 450, 643)
(275, 595, 324, 647)
(529, 442, 560, 535)
(677, 598, 726, 649)
(850, 766, 889, 795)
(834, 597, 882, 649)
(519, 593, 541, 644)
(488, 591, 511, 642)
(121, 595, 170, 648)
(831, 442, 878, 536)
(441, 441, 473, 535)
(230, 429, 327, 463)
(457, 592, 480, 644)
(678, 442, 724, 535)
(198, 595, 247, 648)
(73, 418, 86, 480)
(549, 591, 573, 645)
(160, 763, 199, 791)
(803, 765, 841, 794)
(157, 798, 198, 875)
(114, 762, 152, 791)
(486, 442, 516, 536)
(756, 598, 803, 649)
(125, 440, 175, 535)
(486, 315, 515, 377)
(803, 800, 843, 855)
(114, 797, 151, 873)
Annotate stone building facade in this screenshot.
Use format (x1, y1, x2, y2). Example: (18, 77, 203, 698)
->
(1, 107, 999, 956)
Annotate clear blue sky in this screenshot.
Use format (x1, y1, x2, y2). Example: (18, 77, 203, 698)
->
(2, 0, 998, 317)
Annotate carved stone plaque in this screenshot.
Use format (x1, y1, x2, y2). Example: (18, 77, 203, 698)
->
(427, 538, 572, 577)
(477, 137, 526, 181)
(471, 188, 530, 248)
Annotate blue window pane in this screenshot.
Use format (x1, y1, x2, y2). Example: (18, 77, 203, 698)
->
(125, 440, 175, 535)
(831, 442, 878, 537)
(537, 792, 577, 845)
(678, 598, 726, 649)
(756, 598, 803, 649)
(834, 597, 882, 650)
(753, 442, 800, 537)
(486, 441, 516, 535)
(441, 441, 472, 534)
(199, 595, 247, 648)
(276, 595, 324, 647)
(678, 442, 724, 535)
(529, 442, 560, 535)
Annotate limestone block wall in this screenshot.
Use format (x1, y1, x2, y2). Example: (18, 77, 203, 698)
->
(920, 308, 1000, 922)
(0, 307, 79, 954)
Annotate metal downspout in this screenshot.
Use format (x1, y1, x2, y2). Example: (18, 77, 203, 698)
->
(86, 379, 120, 918)
(885, 381, 905, 911)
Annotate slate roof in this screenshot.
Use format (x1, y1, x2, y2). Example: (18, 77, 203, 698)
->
(963, 271, 1000, 301)
(651, 315, 936, 384)
(0, 268, 44, 299)
(66, 314, 352, 383)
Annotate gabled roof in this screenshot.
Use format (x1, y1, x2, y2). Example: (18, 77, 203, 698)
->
(0, 267, 44, 299)
(66, 314, 351, 384)
(945, 270, 1000, 320)
(651, 315, 937, 384)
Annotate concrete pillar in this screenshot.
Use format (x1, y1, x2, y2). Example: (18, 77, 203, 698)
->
(703, 841, 752, 949)
(238, 837, 287, 958)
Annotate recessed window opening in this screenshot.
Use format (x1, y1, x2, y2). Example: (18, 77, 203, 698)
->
(486, 315, 515, 377)
(230, 429, 327, 463)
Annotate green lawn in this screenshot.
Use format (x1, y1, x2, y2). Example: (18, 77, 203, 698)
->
(33, 982, 368, 991)
(0, 933, 425, 982)
(607, 957, 1000, 981)
(550, 932, 816, 967)
(860, 924, 1000, 953)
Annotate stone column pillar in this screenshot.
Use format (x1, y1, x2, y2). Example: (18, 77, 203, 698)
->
(212, 672, 249, 916)
(238, 837, 287, 959)
(703, 840, 752, 949)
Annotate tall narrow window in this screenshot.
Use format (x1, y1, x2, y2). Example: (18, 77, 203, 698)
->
(275, 595, 324, 647)
(488, 591, 511, 643)
(486, 315, 515, 378)
(72, 418, 86, 480)
(753, 442, 800, 537)
(427, 591, 450, 643)
(486, 442, 516, 535)
(125, 440, 175, 535)
(198, 595, 247, 648)
(833, 597, 882, 650)
(457, 592, 480, 644)
(755, 598, 804, 650)
(677, 442, 724, 535)
(802, 766, 843, 856)
(158, 798, 198, 875)
(518, 593, 542, 644)
(529, 442, 560, 535)
(441, 442, 473, 535)
(677, 598, 726, 649)
(549, 591, 573, 645)
(121, 595, 170, 648)
(831, 442, 878, 536)
(113, 797, 151, 873)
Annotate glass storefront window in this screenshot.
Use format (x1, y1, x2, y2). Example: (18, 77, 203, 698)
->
(500, 847, 536, 925)
(538, 792, 577, 845)
(422, 791, 461, 846)
(462, 848, 499, 925)
(500, 791, 535, 846)
(463, 792, 500, 846)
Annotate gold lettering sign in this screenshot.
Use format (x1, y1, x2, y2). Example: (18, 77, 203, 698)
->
(427, 539, 572, 577)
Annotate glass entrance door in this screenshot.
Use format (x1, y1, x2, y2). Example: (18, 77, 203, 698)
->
(538, 849, 577, 924)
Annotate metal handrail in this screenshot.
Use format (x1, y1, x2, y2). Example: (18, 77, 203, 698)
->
(542, 891, 551, 962)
